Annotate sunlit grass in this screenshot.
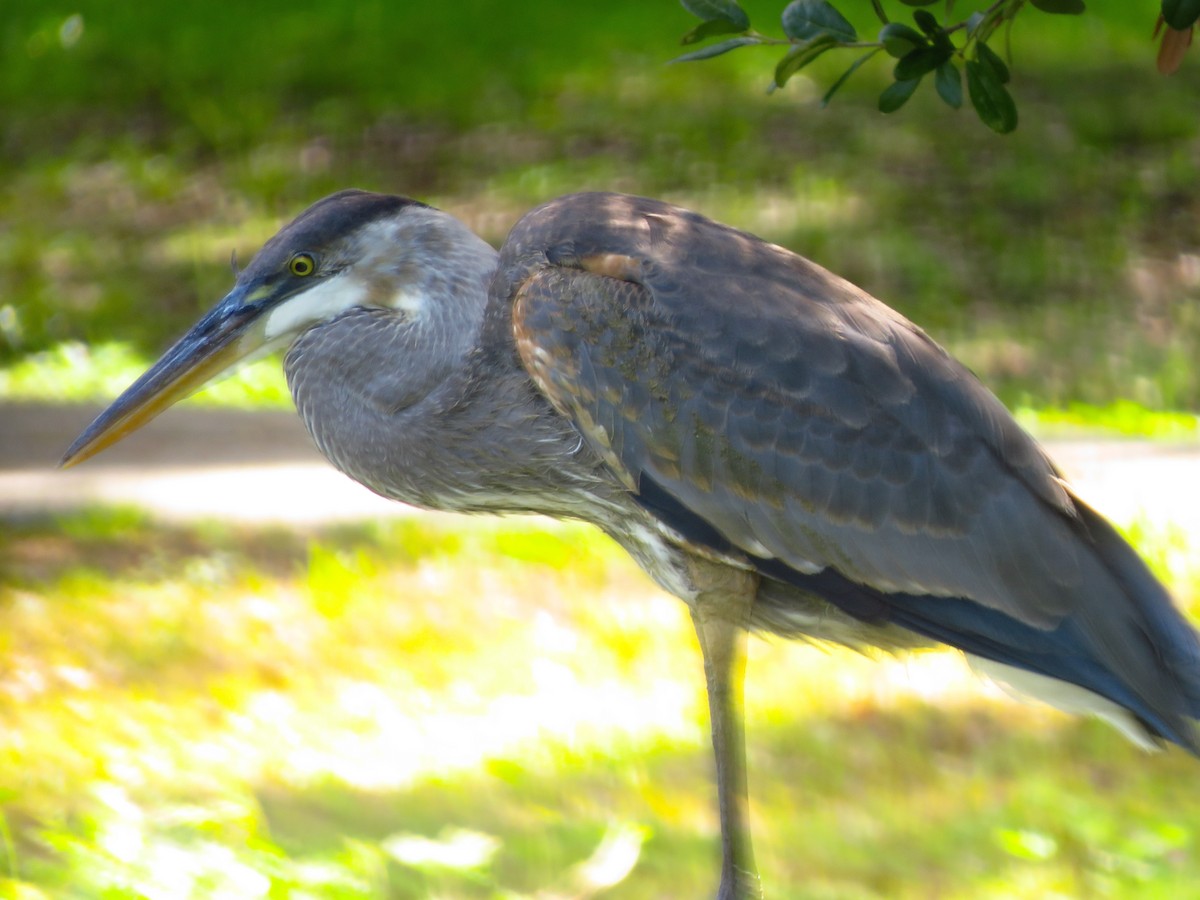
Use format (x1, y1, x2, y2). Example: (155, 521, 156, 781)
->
(1015, 401, 1200, 441)
(0, 341, 291, 408)
(2, 508, 1199, 897)
(1119, 517, 1200, 616)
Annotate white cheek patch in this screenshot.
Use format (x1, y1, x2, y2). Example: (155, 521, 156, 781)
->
(262, 272, 369, 341)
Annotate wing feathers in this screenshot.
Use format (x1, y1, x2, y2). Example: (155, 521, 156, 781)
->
(500, 191, 1200, 748)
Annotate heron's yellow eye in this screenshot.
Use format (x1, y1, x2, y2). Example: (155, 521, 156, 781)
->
(289, 253, 316, 277)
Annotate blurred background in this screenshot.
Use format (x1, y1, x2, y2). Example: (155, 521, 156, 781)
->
(2, 1, 1200, 897)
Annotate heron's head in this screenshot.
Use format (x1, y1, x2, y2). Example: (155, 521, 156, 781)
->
(61, 189, 469, 467)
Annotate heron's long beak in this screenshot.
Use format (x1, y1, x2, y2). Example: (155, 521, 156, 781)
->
(61, 284, 270, 468)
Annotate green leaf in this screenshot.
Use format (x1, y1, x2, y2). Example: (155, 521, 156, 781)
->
(897, 0, 939, 5)
(1030, 0, 1086, 12)
(781, 0, 857, 42)
(1162, 0, 1200, 30)
(976, 41, 1011, 84)
(878, 77, 921, 113)
(822, 48, 881, 107)
(935, 60, 963, 108)
(912, 9, 940, 35)
(966, 58, 1018, 132)
(680, 0, 751, 29)
(880, 22, 926, 58)
(671, 35, 760, 63)
(681, 18, 746, 45)
(773, 35, 839, 87)
(894, 46, 950, 81)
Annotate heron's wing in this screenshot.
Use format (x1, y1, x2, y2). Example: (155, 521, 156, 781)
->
(498, 192, 1200, 743)
(503, 192, 1077, 612)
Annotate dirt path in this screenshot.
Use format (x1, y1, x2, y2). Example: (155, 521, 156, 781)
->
(2, 403, 1199, 535)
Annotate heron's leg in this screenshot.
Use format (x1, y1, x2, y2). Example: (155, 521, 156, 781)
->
(691, 585, 762, 900)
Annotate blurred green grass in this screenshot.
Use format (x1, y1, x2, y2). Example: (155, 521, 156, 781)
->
(3, 3, 1200, 419)
(1, 509, 1199, 897)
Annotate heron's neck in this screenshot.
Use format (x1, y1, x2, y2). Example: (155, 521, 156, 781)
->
(283, 236, 618, 518)
(365, 209, 500, 363)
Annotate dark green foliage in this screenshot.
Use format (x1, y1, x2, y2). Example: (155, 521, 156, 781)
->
(976, 41, 1012, 84)
(680, 0, 750, 29)
(894, 46, 951, 81)
(673, 0, 1190, 133)
(966, 58, 1018, 133)
(880, 22, 926, 57)
(934, 60, 963, 108)
(911, 8, 942, 36)
(781, 0, 857, 42)
(1162, 0, 1200, 30)
(673, 36, 761, 63)
(773, 36, 838, 89)
(681, 17, 747, 44)
(878, 77, 921, 113)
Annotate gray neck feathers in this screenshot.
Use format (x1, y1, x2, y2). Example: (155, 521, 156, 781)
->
(283, 207, 622, 517)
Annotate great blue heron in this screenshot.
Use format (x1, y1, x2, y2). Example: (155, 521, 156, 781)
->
(63, 190, 1200, 898)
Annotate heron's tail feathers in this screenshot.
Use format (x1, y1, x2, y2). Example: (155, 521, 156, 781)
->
(886, 490, 1200, 753)
(752, 488, 1200, 752)
(1067, 490, 1200, 747)
(967, 655, 1174, 751)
